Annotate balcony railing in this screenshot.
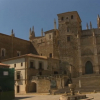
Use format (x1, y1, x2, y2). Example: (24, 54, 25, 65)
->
(31, 74, 68, 81)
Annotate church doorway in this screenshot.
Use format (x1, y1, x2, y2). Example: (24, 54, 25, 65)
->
(85, 61, 93, 74)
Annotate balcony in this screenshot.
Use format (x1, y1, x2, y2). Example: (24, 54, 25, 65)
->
(15, 75, 20, 81)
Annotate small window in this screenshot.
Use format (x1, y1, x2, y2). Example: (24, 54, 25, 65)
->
(61, 17, 64, 21)
(71, 15, 73, 19)
(30, 61, 33, 68)
(17, 51, 21, 56)
(49, 53, 52, 58)
(21, 62, 23, 66)
(14, 64, 16, 67)
(39, 62, 43, 70)
(66, 17, 68, 19)
(16, 71, 20, 79)
(1, 48, 6, 57)
(49, 35, 51, 39)
(67, 36, 70, 42)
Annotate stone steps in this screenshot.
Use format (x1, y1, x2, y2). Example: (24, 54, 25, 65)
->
(53, 74, 100, 94)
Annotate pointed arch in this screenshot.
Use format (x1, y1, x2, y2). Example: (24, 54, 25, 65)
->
(85, 61, 93, 74)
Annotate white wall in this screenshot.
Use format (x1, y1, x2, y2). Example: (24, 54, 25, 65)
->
(28, 57, 48, 70)
(1, 58, 26, 79)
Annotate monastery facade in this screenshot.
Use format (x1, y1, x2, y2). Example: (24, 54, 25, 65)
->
(1, 11, 100, 93)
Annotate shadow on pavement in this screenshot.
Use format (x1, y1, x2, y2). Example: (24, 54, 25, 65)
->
(14, 96, 34, 100)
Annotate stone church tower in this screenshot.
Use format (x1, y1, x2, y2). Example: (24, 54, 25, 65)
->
(57, 11, 82, 77)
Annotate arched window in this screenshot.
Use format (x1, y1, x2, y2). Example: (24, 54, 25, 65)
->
(1, 48, 6, 57)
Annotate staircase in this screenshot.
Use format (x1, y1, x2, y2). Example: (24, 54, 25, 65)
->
(52, 74, 100, 94)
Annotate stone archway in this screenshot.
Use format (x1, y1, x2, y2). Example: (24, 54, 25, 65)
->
(85, 61, 93, 74)
(29, 82, 37, 92)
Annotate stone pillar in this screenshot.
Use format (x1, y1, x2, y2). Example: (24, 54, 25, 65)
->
(77, 34, 82, 76)
(79, 80, 81, 88)
(93, 31, 99, 74)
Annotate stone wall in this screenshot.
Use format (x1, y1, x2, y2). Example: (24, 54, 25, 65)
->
(0, 33, 37, 61)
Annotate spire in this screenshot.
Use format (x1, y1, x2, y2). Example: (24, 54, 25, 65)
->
(86, 23, 89, 29)
(29, 26, 35, 41)
(29, 28, 31, 35)
(11, 29, 13, 34)
(54, 18, 56, 29)
(11, 29, 15, 37)
(97, 14, 100, 28)
(32, 26, 34, 32)
(97, 14, 99, 19)
(90, 21, 92, 29)
(41, 28, 43, 36)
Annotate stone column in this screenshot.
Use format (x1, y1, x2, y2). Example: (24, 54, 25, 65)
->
(77, 34, 82, 76)
(93, 31, 99, 74)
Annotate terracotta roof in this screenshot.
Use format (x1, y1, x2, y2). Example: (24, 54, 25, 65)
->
(26, 54, 48, 59)
(0, 63, 10, 67)
(1, 54, 48, 62)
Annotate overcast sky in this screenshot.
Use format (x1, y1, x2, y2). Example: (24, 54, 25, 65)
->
(0, 0, 100, 40)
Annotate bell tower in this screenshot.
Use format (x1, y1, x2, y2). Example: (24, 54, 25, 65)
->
(57, 11, 82, 77)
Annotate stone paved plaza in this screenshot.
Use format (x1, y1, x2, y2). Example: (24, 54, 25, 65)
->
(14, 93, 100, 100)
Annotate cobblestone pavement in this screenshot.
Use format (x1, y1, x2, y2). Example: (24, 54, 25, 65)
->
(14, 93, 100, 100)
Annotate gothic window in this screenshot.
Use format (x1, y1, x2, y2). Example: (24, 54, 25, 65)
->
(17, 51, 21, 56)
(1, 48, 6, 57)
(71, 15, 73, 19)
(67, 36, 70, 42)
